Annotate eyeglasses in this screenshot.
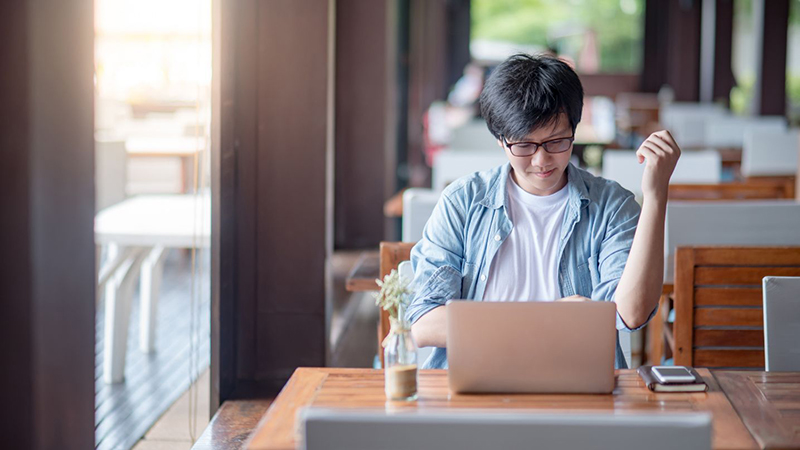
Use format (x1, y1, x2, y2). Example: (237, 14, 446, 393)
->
(502, 135, 575, 157)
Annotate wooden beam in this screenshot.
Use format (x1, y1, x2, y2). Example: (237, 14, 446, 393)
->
(753, 0, 790, 115)
(216, 0, 335, 401)
(0, 0, 95, 448)
(335, 0, 397, 249)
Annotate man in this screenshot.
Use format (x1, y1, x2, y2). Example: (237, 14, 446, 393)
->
(406, 54, 680, 369)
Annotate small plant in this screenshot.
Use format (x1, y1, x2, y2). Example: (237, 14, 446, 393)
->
(373, 269, 414, 347)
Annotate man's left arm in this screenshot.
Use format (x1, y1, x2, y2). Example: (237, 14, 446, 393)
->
(613, 130, 681, 329)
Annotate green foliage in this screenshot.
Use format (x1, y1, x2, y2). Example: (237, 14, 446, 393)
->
(471, 0, 644, 72)
(373, 269, 414, 341)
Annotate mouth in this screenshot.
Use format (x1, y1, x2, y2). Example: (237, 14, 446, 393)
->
(532, 168, 556, 178)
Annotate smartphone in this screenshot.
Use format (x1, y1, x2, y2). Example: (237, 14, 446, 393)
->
(651, 366, 696, 384)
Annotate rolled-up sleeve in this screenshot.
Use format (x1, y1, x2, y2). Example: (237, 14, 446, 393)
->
(591, 193, 657, 332)
(405, 193, 466, 326)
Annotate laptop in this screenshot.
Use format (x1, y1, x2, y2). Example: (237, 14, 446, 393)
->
(446, 300, 617, 394)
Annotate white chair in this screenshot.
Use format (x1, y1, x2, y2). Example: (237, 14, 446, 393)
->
(742, 128, 800, 177)
(602, 149, 721, 197)
(432, 150, 507, 191)
(402, 188, 440, 243)
(302, 409, 712, 450)
(448, 119, 498, 150)
(704, 115, 786, 148)
(763, 276, 800, 372)
(95, 138, 128, 213)
(664, 201, 800, 283)
(660, 102, 727, 129)
(660, 102, 727, 148)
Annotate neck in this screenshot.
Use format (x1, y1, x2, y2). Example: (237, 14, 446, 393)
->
(511, 168, 568, 196)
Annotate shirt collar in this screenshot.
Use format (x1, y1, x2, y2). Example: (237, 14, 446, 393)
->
(478, 162, 590, 211)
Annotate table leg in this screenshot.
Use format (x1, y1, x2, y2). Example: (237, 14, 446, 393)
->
(140, 246, 167, 354)
(103, 248, 147, 384)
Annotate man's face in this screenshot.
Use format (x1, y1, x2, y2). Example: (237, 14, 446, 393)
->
(499, 113, 573, 196)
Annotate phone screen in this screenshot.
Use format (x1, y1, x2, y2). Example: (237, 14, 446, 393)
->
(654, 367, 692, 377)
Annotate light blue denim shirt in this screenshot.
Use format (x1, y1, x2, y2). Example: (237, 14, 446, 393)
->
(405, 162, 655, 370)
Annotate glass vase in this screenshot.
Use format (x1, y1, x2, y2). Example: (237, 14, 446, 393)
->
(383, 326, 418, 401)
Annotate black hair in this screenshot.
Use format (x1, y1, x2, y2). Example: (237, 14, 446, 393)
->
(479, 53, 583, 141)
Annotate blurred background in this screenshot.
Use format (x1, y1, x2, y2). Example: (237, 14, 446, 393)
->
(4, 0, 800, 449)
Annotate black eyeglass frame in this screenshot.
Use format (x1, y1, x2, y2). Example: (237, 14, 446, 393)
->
(501, 134, 575, 157)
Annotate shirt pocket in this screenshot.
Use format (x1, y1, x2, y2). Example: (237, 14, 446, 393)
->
(461, 261, 476, 299)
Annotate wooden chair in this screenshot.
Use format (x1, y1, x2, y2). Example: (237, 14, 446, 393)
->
(667, 178, 795, 201)
(378, 242, 415, 366)
(664, 246, 800, 369)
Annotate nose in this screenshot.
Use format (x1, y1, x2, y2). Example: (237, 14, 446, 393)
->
(529, 146, 550, 168)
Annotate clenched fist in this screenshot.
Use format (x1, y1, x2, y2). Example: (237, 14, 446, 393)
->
(636, 130, 681, 202)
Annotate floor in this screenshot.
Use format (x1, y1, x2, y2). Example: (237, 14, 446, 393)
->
(132, 369, 211, 450)
(95, 249, 210, 450)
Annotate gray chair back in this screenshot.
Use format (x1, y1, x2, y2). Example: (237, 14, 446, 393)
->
(763, 276, 800, 371)
(665, 201, 800, 283)
(302, 409, 712, 450)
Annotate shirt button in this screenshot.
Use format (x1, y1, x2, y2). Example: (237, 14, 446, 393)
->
(480, 274, 487, 281)
(494, 234, 501, 241)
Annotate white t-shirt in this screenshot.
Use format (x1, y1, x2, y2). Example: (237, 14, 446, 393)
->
(482, 175, 569, 302)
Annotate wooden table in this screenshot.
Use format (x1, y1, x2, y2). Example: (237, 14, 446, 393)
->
(715, 371, 800, 449)
(243, 368, 759, 450)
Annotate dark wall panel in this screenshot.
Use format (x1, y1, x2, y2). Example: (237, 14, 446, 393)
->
(667, 0, 702, 101)
(642, 0, 701, 101)
(758, 0, 789, 115)
(335, 0, 396, 249)
(0, 0, 95, 448)
(713, 0, 736, 104)
(407, 0, 448, 187)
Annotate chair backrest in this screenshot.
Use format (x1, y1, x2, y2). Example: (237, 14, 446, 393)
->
(661, 102, 727, 148)
(763, 276, 800, 371)
(432, 150, 507, 191)
(742, 128, 800, 177)
(602, 150, 721, 197)
(302, 409, 712, 450)
(704, 115, 786, 148)
(672, 246, 800, 369)
(95, 138, 128, 212)
(378, 242, 415, 366)
(664, 201, 800, 283)
(448, 119, 498, 150)
(660, 102, 727, 129)
(402, 188, 440, 242)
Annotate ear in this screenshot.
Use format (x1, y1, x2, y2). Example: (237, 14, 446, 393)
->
(496, 139, 504, 149)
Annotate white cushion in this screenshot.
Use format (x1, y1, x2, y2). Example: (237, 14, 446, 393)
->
(742, 128, 800, 177)
(704, 115, 786, 148)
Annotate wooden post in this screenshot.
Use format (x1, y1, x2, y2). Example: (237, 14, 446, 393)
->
(0, 0, 95, 447)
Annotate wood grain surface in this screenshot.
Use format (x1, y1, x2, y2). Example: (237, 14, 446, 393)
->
(245, 368, 758, 450)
